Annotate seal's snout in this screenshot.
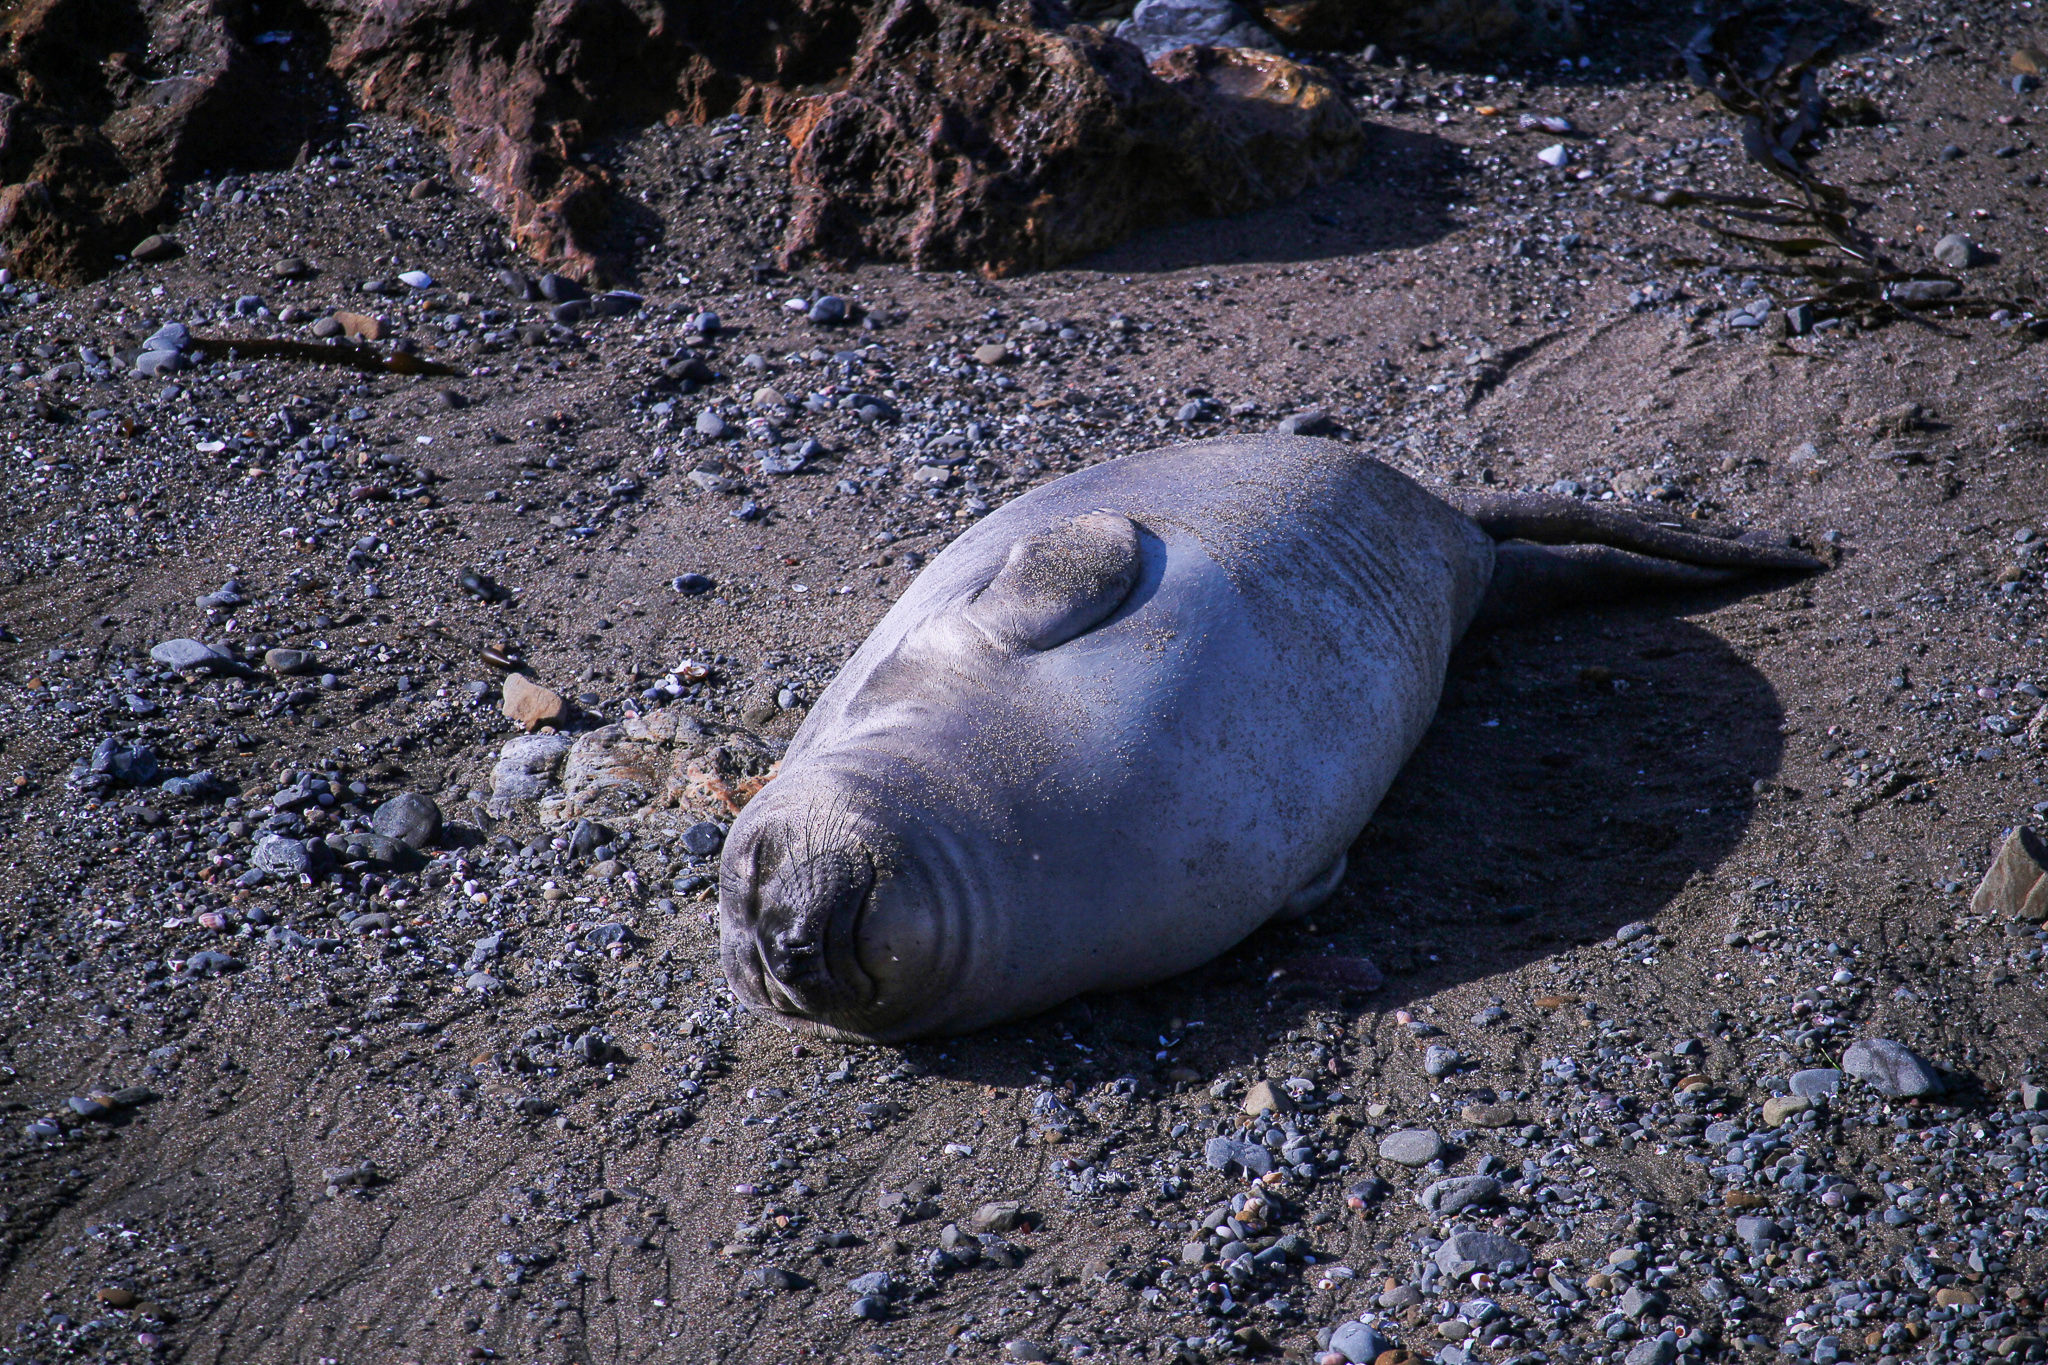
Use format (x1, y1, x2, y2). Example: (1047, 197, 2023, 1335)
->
(752, 848, 873, 1016)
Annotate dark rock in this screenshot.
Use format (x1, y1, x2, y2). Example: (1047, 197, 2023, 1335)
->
(372, 792, 444, 850)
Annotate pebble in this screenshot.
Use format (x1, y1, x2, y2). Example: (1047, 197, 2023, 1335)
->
(1421, 1044, 1460, 1077)
(371, 792, 443, 850)
(131, 234, 181, 262)
(972, 343, 1010, 365)
(1378, 1129, 1444, 1166)
(1759, 1094, 1810, 1127)
(1536, 143, 1570, 167)
(1328, 1322, 1391, 1364)
(1459, 1103, 1516, 1127)
(1241, 1079, 1293, 1116)
(1933, 234, 1984, 269)
(1734, 1215, 1783, 1249)
(398, 270, 434, 289)
(502, 673, 571, 731)
(680, 821, 726, 856)
(1417, 1175, 1501, 1215)
(808, 295, 849, 324)
(1433, 1229, 1529, 1280)
(1004, 1341, 1053, 1363)
(1787, 1066, 1841, 1099)
(697, 410, 731, 439)
(264, 647, 317, 675)
(1276, 408, 1332, 437)
(1205, 1135, 1276, 1176)
(1841, 1037, 1941, 1096)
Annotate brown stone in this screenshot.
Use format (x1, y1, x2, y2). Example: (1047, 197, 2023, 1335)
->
(1936, 1287, 1980, 1307)
(501, 673, 571, 731)
(332, 312, 387, 342)
(1241, 1080, 1293, 1117)
(2014, 47, 2048, 76)
(131, 234, 181, 262)
(95, 1287, 136, 1307)
(1971, 826, 2048, 922)
(968, 1200, 1029, 1233)
(1459, 1103, 1518, 1127)
(973, 343, 1012, 365)
(1723, 1190, 1769, 1209)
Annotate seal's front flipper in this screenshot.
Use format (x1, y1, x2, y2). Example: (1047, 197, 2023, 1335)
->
(1474, 542, 1751, 629)
(1273, 851, 1348, 922)
(966, 510, 1142, 651)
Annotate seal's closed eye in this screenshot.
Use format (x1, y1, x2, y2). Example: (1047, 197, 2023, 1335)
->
(965, 510, 1142, 651)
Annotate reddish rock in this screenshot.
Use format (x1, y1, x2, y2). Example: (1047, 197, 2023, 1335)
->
(781, 0, 1361, 275)
(4, 0, 1361, 283)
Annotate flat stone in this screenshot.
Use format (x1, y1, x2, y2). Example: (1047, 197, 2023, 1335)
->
(131, 234, 182, 262)
(1417, 1175, 1501, 1215)
(1204, 1136, 1275, 1176)
(972, 343, 1010, 365)
(1734, 1215, 1783, 1249)
(264, 647, 318, 675)
(332, 311, 386, 342)
(1459, 1103, 1518, 1127)
(1933, 233, 1985, 269)
(1433, 1230, 1529, 1280)
(502, 673, 571, 731)
(1842, 1038, 1942, 1097)
(969, 1201, 1029, 1234)
(1276, 408, 1331, 437)
(1788, 1067, 1842, 1099)
(1624, 1339, 1677, 1365)
(1972, 827, 2048, 922)
(1378, 1128, 1444, 1166)
(150, 638, 233, 672)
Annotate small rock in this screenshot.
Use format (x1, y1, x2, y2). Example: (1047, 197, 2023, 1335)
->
(1418, 1175, 1501, 1215)
(150, 638, 234, 672)
(970, 1201, 1030, 1234)
(333, 311, 386, 341)
(1433, 1230, 1529, 1280)
(1624, 1339, 1677, 1365)
(1536, 143, 1570, 167)
(264, 647, 317, 676)
(1971, 826, 2048, 922)
(1760, 1095, 1810, 1127)
(1734, 1215, 1783, 1249)
(1329, 1322, 1391, 1364)
(1842, 1038, 1942, 1097)
(502, 673, 571, 731)
(1933, 233, 1986, 269)
(681, 821, 726, 857)
(1788, 1067, 1842, 1099)
(1459, 1103, 1517, 1127)
(808, 295, 849, 325)
(1004, 1341, 1054, 1363)
(1421, 1045, 1460, 1077)
(972, 343, 1010, 365)
(1241, 1080, 1293, 1117)
(1378, 1129, 1444, 1166)
(744, 1266, 812, 1290)
(1205, 1136, 1275, 1176)
(1277, 408, 1331, 437)
(372, 792, 443, 850)
(131, 234, 181, 262)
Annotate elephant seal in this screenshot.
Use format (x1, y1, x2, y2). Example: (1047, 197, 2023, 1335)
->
(718, 436, 1819, 1041)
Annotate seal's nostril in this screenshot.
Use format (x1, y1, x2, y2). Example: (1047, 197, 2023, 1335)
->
(752, 848, 873, 1006)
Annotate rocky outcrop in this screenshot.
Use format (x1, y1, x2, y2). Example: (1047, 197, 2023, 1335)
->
(781, 0, 1360, 275)
(2, 0, 1364, 283)
(1257, 0, 1578, 56)
(0, 0, 315, 281)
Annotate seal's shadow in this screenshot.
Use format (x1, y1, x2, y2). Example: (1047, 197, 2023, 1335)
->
(904, 596, 1786, 1084)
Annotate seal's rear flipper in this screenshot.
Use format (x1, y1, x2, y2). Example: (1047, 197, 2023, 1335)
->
(1476, 542, 1759, 629)
(1455, 491, 1823, 628)
(1453, 492, 1824, 572)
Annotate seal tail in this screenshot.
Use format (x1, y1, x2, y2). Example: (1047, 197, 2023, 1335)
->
(1452, 492, 1825, 628)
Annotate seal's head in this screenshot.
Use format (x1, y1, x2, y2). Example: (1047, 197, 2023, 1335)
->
(717, 776, 976, 1042)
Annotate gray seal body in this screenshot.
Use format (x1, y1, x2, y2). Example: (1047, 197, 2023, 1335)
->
(718, 436, 1816, 1041)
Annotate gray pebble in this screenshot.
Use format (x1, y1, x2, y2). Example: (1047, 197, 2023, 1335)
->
(681, 821, 726, 857)
(1329, 1321, 1391, 1364)
(372, 792, 443, 851)
(1433, 1229, 1529, 1280)
(1378, 1128, 1444, 1166)
(1418, 1175, 1501, 1215)
(1842, 1038, 1941, 1097)
(1204, 1136, 1275, 1176)
(1422, 1044, 1460, 1077)
(1788, 1067, 1842, 1100)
